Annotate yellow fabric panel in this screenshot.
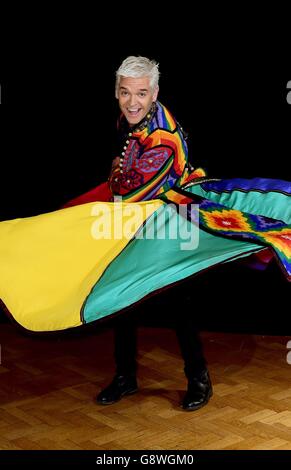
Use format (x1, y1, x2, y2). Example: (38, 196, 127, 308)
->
(0, 200, 163, 332)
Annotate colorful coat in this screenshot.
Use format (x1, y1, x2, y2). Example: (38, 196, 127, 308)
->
(108, 101, 204, 201)
(0, 103, 290, 332)
(63, 101, 206, 208)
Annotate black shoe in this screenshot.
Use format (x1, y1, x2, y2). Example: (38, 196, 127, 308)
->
(182, 369, 213, 411)
(96, 375, 138, 405)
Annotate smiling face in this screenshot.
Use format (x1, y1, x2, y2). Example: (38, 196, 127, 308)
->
(117, 76, 159, 126)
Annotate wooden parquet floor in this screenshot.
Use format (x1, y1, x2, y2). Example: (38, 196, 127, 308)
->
(1, 322, 291, 450)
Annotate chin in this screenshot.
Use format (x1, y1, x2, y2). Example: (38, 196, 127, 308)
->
(127, 118, 139, 125)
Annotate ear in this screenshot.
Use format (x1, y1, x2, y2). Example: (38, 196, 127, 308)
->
(152, 86, 159, 102)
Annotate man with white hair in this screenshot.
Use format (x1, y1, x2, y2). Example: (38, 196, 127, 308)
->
(96, 56, 213, 411)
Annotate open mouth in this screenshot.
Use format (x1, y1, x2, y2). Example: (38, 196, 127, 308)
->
(127, 108, 142, 117)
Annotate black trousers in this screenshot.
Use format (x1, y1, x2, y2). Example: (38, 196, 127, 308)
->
(113, 299, 207, 380)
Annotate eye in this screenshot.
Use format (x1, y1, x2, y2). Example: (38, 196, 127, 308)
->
(139, 92, 146, 97)
(120, 91, 128, 96)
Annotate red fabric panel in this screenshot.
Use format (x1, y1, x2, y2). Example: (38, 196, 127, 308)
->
(62, 182, 112, 208)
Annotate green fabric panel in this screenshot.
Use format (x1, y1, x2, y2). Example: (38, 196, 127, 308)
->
(188, 185, 291, 224)
(83, 204, 262, 323)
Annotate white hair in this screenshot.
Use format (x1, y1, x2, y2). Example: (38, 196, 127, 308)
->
(115, 56, 160, 98)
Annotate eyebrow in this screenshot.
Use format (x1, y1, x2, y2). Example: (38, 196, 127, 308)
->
(120, 87, 148, 92)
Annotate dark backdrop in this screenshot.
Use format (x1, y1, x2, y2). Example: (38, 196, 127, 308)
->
(0, 30, 290, 333)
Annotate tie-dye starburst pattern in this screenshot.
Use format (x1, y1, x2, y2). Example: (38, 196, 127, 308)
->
(200, 208, 252, 233)
(159, 187, 291, 281)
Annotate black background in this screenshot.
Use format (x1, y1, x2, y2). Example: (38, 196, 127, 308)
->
(0, 14, 290, 333)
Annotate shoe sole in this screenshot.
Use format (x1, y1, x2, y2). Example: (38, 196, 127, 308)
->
(96, 388, 138, 405)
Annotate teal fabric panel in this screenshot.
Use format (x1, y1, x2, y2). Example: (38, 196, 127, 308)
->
(83, 204, 262, 323)
(189, 185, 291, 224)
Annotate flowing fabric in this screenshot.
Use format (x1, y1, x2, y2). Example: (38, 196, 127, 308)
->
(0, 103, 290, 332)
(0, 177, 290, 332)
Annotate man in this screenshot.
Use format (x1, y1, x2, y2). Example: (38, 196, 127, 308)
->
(96, 56, 213, 411)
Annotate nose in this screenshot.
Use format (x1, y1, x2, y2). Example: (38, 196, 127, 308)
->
(128, 95, 137, 106)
